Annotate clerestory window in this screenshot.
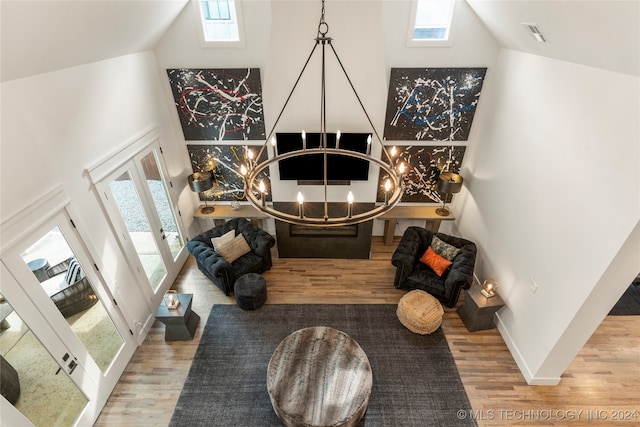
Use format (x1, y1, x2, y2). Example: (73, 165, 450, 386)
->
(196, 0, 245, 46)
(407, 0, 457, 47)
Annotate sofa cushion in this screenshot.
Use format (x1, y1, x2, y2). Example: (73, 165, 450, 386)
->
(406, 264, 447, 298)
(215, 234, 251, 263)
(64, 258, 83, 285)
(211, 229, 235, 250)
(419, 247, 452, 277)
(430, 236, 460, 261)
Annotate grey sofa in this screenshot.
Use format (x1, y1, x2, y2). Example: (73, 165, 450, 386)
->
(391, 227, 477, 308)
(187, 218, 276, 296)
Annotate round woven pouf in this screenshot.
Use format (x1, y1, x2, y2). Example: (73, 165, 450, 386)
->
(397, 290, 444, 334)
(234, 273, 267, 310)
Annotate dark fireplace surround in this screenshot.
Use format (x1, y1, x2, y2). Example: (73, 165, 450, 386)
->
(274, 202, 374, 259)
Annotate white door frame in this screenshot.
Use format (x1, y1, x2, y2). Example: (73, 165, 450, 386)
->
(1, 262, 105, 426)
(87, 128, 188, 307)
(0, 189, 137, 425)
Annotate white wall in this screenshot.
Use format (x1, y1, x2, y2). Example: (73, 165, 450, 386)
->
(0, 52, 193, 337)
(262, 0, 388, 207)
(380, 0, 499, 236)
(154, 0, 500, 235)
(155, 0, 272, 145)
(457, 48, 640, 383)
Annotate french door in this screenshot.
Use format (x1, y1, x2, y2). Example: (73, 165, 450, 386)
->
(92, 137, 187, 300)
(1, 209, 136, 426)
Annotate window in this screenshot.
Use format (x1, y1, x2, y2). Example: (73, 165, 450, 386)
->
(197, 0, 245, 46)
(407, 0, 457, 47)
(202, 0, 231, 21)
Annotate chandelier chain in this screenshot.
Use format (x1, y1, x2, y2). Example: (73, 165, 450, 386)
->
(318, 0, 329, 37)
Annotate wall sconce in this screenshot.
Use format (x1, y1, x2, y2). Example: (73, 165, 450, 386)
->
(481, 279, 499, 298)
(188, 171, 215, 214)
(164, 290, 181, 310)
(436, 172, 463, 216)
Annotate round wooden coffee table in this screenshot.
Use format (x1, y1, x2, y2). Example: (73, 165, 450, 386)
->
(267, 326, 372, 427)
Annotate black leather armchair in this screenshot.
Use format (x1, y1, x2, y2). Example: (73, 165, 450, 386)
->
(391, 227, 477, 308)
(187, 218, 276, 296)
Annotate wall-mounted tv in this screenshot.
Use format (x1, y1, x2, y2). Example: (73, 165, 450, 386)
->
(276, 132, 370, 182)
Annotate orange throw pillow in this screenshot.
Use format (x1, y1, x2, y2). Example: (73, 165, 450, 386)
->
(419, 247, 452, 277)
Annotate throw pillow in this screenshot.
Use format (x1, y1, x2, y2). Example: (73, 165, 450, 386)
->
(419, 247, 452, 277)
(430, 236, 460, 261)
(215, 234, 251, 263)
(64, 258, 83, 285)
(211, 229, 235, 250)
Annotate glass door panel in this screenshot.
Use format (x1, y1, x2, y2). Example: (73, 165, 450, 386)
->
(139, 151, 184, 260)
(108, 171, 167, 291)
(0, 299, 89, 427)
(19, 226, 124, 374)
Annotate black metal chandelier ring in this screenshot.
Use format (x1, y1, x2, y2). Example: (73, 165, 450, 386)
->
(244, 149, 403, 227)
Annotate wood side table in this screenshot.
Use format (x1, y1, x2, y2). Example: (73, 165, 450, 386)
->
(377, 205, 455, 245)
(457, 284, 505, 332)
(193, 204, 268, 226)
(156, 293, 200, 341)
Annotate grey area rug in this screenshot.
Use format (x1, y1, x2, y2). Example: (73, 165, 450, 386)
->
(170, 304, 477, 427)
(609, 283, 640, 315)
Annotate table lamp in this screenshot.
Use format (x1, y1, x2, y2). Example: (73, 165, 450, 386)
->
(481, 279, 499, 298)
(188, 171, 215, 214)
(436, 172, 463, 216)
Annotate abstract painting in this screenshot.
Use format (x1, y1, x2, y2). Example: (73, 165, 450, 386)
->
(187, 144, 270, 202)
(383, 68, 487, 141)
(376, 145, 466, 203)
(168, 68, 266, 141)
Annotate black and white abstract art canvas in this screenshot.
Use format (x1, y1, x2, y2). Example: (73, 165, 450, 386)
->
(187, 144, 270, 202)
(376, 145, 466, 203)
(383, 68, 487, 141)
(168, 68, 266, 141)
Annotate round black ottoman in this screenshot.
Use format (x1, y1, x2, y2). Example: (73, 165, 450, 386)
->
(234, 273, 267, 310)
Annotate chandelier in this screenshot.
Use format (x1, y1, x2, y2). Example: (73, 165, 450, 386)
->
(240, 0, 404, 227)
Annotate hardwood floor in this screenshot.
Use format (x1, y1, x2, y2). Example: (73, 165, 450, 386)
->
(95, 237, 640, 426)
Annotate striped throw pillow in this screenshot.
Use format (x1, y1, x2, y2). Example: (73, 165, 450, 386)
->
(64, 258, 83, 285)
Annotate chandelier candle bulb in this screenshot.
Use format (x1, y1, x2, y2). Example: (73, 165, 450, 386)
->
(247, 149, 254, 169)
(302, 130, 306, 150)
(297, 192, 304, 218)
(259, 180, 266, 207)
(398, 162, 405, 175)
(347, 191, 354, 218)
(240, 164, 247, 177)
(390, 146, 397, 158)
(270, 136, 277, 157)
(366, 134, 372, 155)
(384, 179, 392, 206)
(336, 130, 341, 149)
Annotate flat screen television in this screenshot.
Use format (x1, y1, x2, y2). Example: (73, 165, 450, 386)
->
(276, 132, 370, 182)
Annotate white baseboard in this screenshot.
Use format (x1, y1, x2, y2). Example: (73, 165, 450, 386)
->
(494, 311, 561, 386)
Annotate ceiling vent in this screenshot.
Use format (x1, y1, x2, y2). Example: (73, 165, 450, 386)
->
(522, 23, 548, 43)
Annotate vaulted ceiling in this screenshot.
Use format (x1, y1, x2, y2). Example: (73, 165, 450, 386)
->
(0, 0, 189, 82)
(1, 0, 638, 83)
